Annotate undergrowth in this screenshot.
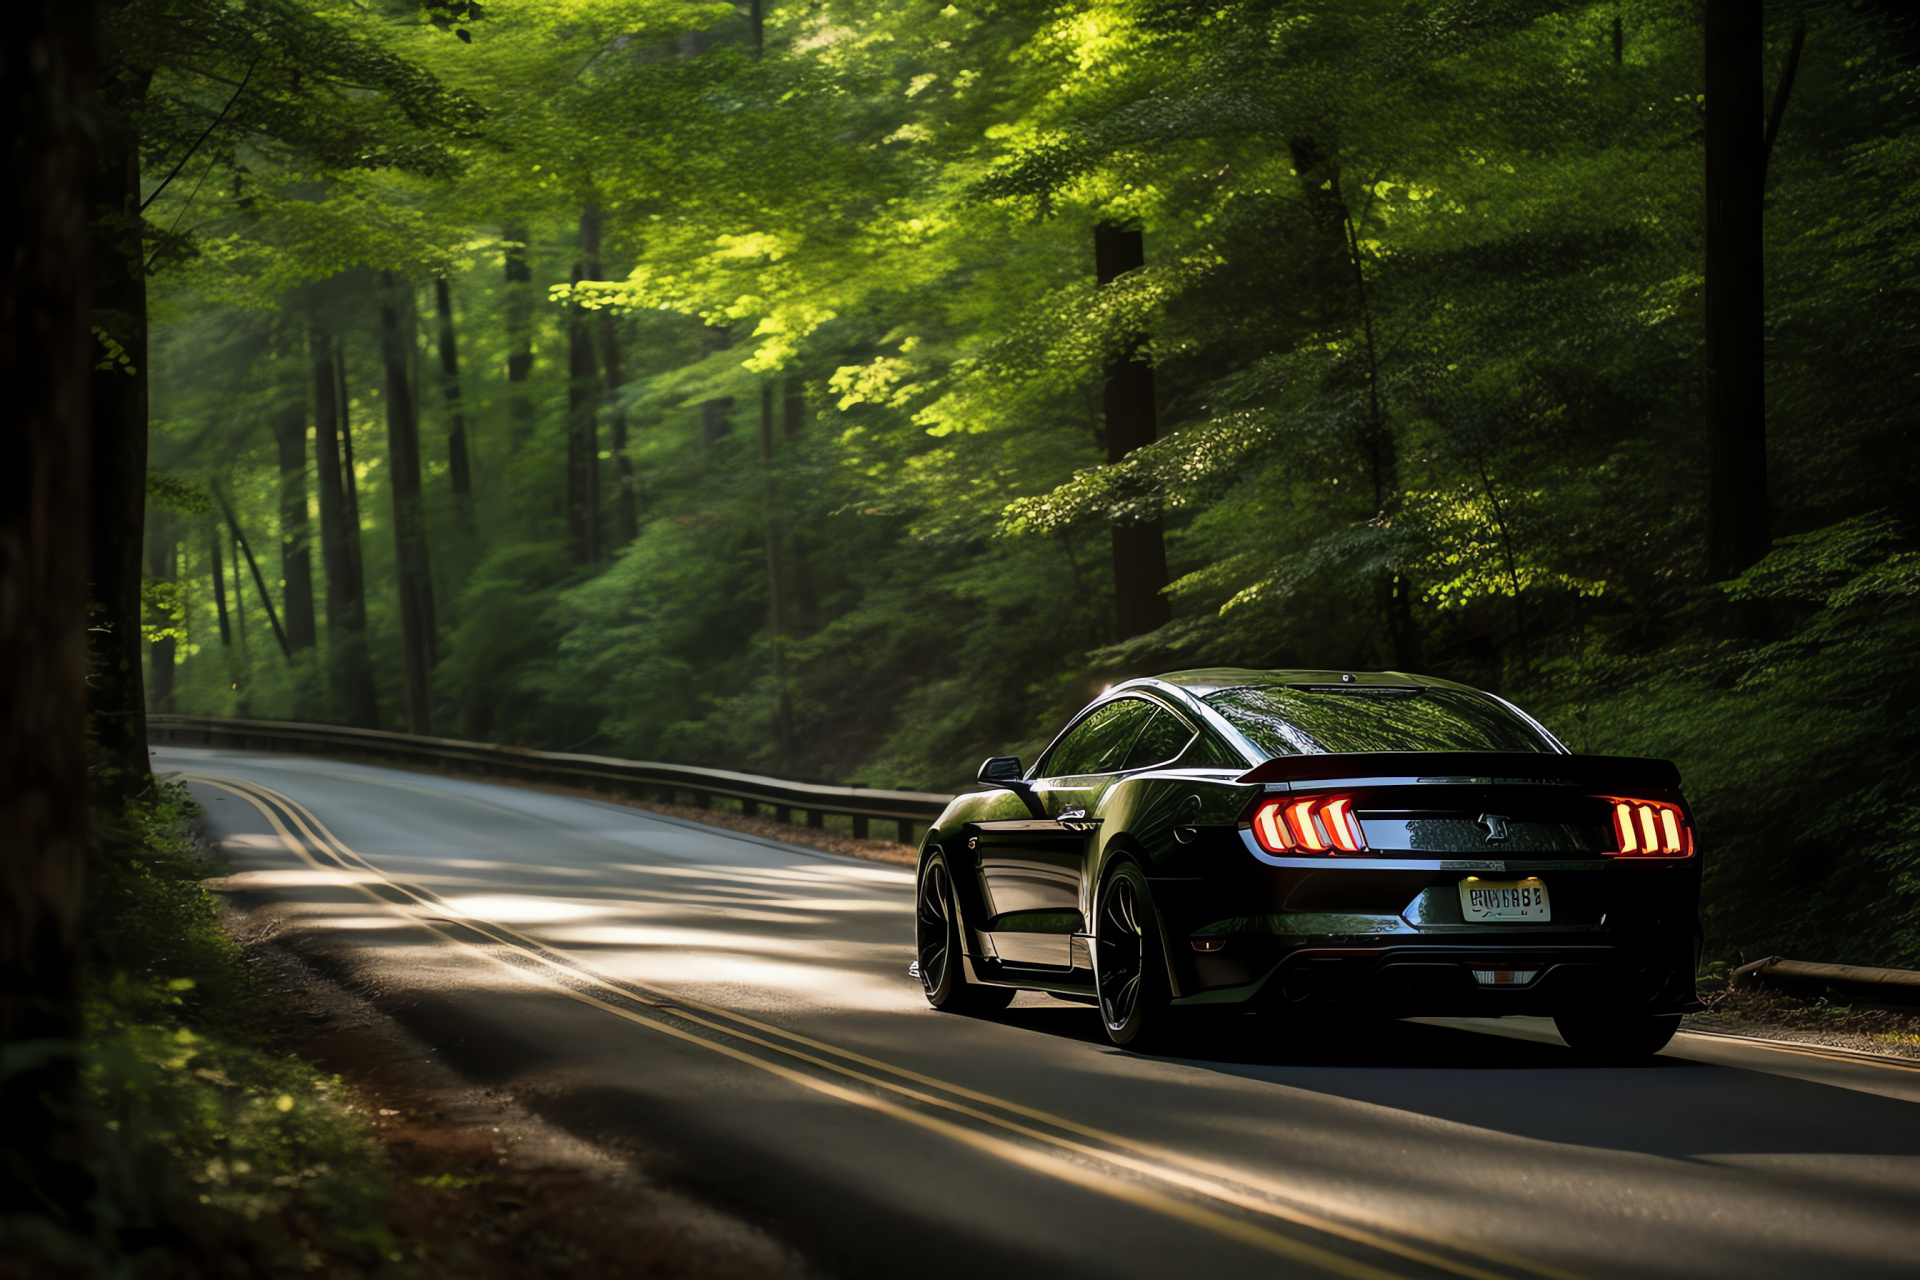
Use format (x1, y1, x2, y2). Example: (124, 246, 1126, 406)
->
(1535, 514, 1920, 969)
(18, 783, 399, 1277)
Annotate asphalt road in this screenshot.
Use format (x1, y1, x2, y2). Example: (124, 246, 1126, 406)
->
(158, 745, 1920, 1280)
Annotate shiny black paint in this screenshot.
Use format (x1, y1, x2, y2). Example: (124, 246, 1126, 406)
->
(918, 670, 1703, 1021)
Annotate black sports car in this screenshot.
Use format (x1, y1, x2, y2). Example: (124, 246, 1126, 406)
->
(914, 669, 1702, 1058)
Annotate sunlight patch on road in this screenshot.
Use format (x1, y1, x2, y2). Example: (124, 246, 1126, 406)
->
(540, 923, 907, 962)
(615, 861, 913, 887)
(588, 952, 913, 1010)
(441, 894, 605, 923)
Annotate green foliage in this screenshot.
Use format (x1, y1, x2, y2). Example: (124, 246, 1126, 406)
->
(1535, 516, 1920, 967)
(72, 787, 396, 1271)
(139, 0, 1920, 962)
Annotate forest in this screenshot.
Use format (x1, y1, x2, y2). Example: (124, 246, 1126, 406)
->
(110, 0, 1919, 967)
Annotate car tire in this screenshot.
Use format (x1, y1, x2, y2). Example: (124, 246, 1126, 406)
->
(916, 851, 1014, 1015)
(1094, 861, 1181, 1051)
(1553, 1009, 1682, 1062)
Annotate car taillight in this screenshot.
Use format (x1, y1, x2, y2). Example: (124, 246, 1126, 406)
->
(1249, 796, 1367, 854)
(1604, 797, 1692, 857)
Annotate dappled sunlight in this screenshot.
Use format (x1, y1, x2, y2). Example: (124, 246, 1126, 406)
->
(541, 922, 906, 962)
(614, 861, 912, 888)
(441, 894, 608, 924)
(589, 951, 915, 1012)
(201, 868, 393, 891)
(216, 832, 302, 855)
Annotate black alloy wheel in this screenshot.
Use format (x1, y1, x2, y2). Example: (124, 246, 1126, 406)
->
(916, 851, 1012, 1015)
(1552, 1009, 1682, 1062)
(1094, 862, 1177, 1049)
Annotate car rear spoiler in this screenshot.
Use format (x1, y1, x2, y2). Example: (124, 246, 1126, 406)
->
(1235, 751, 1681, 789)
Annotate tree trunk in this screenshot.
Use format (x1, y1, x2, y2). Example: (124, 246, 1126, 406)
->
(210, 523, 231, 645)
(0, 0, 95, 1232)
(780, 376, 815, 630)
(1094, 223, 1169, 641)
(587, 219, 636, 547)
(145, 506, 176, 710)
(380, 271, 437, 733)
(701, 325, 734, 444)
(311, 326, 377, 726)
(217, 487, 292, 660)
(1292, 136, 1419, 669)
(272, 386, 317, 652)
(503, 224, 536, 447)
(567, 210, 602, 566)
(86, 64, 155, 807)
(433, 275, 475, 536)
(1704, 0, 1769, 584)
(760, 384, 793, 757)
(232, 527, 247, 648)
(783, 376, 806, 440)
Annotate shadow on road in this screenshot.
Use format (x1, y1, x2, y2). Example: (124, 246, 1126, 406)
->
(989, 1001, 1920, 1162)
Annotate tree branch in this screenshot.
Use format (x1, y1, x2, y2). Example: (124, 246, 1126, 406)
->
(140, 54, 261, 214)
(1761, 17, 1807, 188)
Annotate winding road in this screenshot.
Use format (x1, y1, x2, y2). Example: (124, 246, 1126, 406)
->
(158, 744, 1920, 1280)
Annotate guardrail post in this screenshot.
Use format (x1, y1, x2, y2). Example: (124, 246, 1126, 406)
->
(692, 791, 710, 809)
(896, 819, 915, 845)
(852, 814, 868, 840)
(741, 799, 758, 820)
(774, 805, 791, 825)
(807, 810, 823, 829)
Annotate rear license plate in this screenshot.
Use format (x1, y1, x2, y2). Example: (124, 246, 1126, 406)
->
(1458, 876, 1551, 922)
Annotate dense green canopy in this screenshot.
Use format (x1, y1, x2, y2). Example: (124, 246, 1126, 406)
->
(130, 0, 1920, 965)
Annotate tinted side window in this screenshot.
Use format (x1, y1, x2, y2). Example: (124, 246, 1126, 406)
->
(1177, 731, 1240, 768)
(1043, 699, 1157, 777)
(1120, 709, 1194, 771)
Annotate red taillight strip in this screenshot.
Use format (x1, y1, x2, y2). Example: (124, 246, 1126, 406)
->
(1322, 798, 1363, 852)
(1247, 795, 1369, 856)
(1605, 796, 1692, 857)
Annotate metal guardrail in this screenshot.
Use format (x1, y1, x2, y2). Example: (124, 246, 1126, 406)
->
(1730, 955, 1920, 1005)
(147, 715, 954, 845)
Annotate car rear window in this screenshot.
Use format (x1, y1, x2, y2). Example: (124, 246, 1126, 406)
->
(1202, 685, 1557, 757)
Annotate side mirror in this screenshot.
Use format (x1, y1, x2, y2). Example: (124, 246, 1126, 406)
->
(978, 756, 1025, 784)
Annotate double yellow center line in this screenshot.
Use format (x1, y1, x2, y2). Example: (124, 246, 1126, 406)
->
(191, 772, 1584, 1280)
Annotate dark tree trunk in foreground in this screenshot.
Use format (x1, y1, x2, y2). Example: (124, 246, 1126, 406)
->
(311, 327, 378, 726)
(380, 272, 437, 733)
(1705, 0, 1770, 584)
(567, 210, 602, 566)
(145, 507, 176, 709)
(503, 225, 536, 447)
(1, 0, 95, 1232)
(272, 389, 317, 652)
(86, 64, 154, 806)
(433, 276, 475, 535)
(1094, 223, 1169, 641)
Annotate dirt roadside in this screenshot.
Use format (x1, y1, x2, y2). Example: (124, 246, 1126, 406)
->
(1682, 986, 1920, 1063)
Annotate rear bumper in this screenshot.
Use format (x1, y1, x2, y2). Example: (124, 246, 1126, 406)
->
(1171, 939, 1702, 1017)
